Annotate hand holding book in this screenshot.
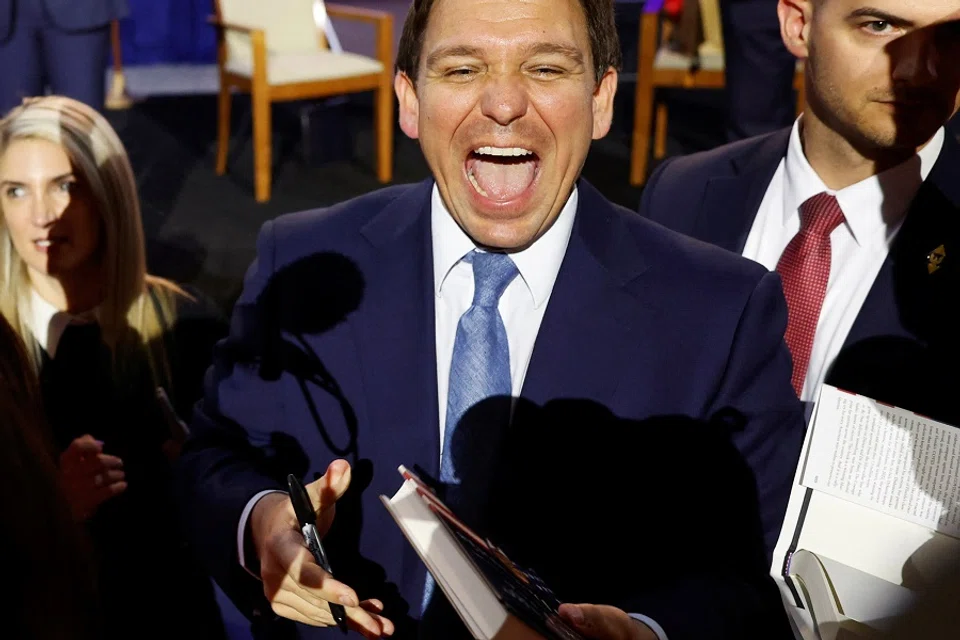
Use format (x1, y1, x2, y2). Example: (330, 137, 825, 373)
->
(382, 466, 660, 640)
(557, 604, 658, 640)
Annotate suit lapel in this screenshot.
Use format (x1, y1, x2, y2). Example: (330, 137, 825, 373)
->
(694, 129, 791, 253)
(520, 181, 650, 409)
(843, 132, 960, 350)
(355, 180, 441, 478)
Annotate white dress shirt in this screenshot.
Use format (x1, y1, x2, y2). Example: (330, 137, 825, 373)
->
(24, 288, 99, 356)
(743, 120, 944, 404)
(431, 184, 576, 449)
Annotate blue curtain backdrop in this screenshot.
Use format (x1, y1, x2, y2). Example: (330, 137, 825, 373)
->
(116, 0, 217, 65)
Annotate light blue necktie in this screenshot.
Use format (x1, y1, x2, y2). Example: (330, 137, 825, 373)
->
(422, 249, 519, 614)
(441, 249, 519, 483)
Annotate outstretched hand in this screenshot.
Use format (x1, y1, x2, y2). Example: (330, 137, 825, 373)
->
(251, 459, 395, 638)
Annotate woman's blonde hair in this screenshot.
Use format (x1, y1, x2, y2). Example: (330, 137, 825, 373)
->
(0, 96, 185, 388)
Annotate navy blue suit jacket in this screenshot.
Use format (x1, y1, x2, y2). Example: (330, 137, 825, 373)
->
(639, 130, 960, 426)
(179, 179, 804, 639)
(0, 0, 128, 39)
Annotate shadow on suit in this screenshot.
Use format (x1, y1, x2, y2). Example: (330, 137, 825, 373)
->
(828, 173, 960, 428)
(205, 251, 419, 639)
(422, 397, 790, 639)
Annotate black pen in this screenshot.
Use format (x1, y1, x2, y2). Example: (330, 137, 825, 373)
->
(287, 473, 349, 633)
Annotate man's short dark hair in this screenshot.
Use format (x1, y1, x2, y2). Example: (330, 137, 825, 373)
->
(395, 0, 623, 85)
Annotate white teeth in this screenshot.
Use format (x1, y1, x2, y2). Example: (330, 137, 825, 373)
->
(35, 240, 51, 247)
(467, 170, 489, 197)
(474, 146, 533, 157)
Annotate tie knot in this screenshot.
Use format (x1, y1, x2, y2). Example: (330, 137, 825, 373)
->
(468, 250, 519, 307)
(799, 192, 845, 237)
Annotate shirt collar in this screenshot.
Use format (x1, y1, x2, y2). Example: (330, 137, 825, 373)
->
(783, 118, 944, 246)
(431, 183, 578, 309)
(26, 288, 98, 357)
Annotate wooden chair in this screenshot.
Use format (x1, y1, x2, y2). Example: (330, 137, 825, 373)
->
(630, 0, 805, 186)
(210, 0, 393, 202)
(105, 20, 134, 110)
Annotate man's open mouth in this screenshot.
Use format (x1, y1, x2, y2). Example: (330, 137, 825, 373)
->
(465, 146, 540, 202)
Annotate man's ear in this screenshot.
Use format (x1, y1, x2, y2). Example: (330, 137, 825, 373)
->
(395, 72, 420, 140)
(591, 67, 618, 140)
(779, 0, 813, 59)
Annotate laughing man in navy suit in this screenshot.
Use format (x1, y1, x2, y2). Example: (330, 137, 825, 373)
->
(178, 1, 805, 639)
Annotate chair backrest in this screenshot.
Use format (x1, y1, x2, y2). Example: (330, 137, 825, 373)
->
(697, 0, 724, 58)
(651, 0, 725, 69)
(217, 0, 333, 61)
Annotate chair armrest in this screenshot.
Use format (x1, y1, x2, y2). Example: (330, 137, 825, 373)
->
(324, 3, 391, 25)
(207, 15, 262, 36)
(323, 4, 393, 71)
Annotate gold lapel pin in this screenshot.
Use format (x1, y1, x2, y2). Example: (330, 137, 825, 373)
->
(927, 244, 946, 274)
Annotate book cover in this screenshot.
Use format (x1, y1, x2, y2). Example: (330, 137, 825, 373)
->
(381, 466, 584, 640)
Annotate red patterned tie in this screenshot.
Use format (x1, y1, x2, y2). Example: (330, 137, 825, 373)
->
(775, 192, 845, 396)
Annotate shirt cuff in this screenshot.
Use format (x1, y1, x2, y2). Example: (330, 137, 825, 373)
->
(237, 489, 287, 578)
(629, 613, 669, 640)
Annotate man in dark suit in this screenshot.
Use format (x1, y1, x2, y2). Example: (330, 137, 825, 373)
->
(177, 0, 805, 639)
(640, 0, 960, 422)
(0, 0, 128, 112)
(640, 0, 960, 630)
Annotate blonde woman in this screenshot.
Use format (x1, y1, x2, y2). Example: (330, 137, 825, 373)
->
(0, 96, 227, 639)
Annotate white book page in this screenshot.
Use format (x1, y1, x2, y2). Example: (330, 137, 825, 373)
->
(800, 385, 960, 537)
(380, 469, 508, 639)
(795, 492, 939, 586)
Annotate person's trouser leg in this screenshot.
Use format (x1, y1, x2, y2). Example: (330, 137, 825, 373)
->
(721, 0, 797, 141)
(41, 20, 111, 112)
(0, 0, 44, 114)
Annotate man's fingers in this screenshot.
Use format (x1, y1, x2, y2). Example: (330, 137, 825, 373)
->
(294, 560, 360, 607)
(268, 542, 392, 637)
(271, 590, 394, 638)
(270, 593, 333, 627)
(346, 604, 395, 639)
(361, 598, 385, 613)
(284, 566, 358, 612)
(304, 459, 352, 516)
(279, 538, 360, 608)
(558, 604, 639, 640)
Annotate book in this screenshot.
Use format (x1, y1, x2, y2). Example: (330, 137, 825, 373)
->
(380, 466, 584, 640)
(772, 385, 960, 639)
